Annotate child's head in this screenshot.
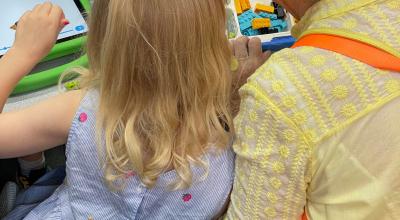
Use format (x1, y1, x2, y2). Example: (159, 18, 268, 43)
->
(82, 0, 233, 189)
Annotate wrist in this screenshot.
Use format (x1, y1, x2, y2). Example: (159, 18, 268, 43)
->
(5, 47, 39, 73)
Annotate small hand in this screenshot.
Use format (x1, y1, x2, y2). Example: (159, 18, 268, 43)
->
(231, 36, 271, 89)
(11, 2, 68, 66)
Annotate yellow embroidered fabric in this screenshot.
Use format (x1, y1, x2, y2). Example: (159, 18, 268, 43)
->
(226, 0, 400, 219)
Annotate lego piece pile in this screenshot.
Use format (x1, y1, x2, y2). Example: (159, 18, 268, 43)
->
(234, 0, 287, 36)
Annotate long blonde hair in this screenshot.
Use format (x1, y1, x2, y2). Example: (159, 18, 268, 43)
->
(78, 0, 233, 189)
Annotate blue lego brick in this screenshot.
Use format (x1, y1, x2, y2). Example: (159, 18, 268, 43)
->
(281, 21, 288, 29)
(243, 28, 261, 36)
(240, 21, 252, 31)
(238, 10, 261, 32)
(271, 19, 283, 27)
(258, 12, 278, 20)
(262, 36, 296, 52)
(271, 19, 288, 31)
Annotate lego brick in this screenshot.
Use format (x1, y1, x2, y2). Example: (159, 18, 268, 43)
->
(234, 0, 243, 15)
(275, 6, 286, 19)
(259, 28, 269, 35)
(271, 2, 280, 8)
(238, 10, 261, 31)
(255, 3, 275, 13)
(271, 19, 283, 27)
(240, 0, 251, 11)
(240, 21, 252, 31)
(259, 27, 279, 35)
(261, 36, 296, 51)
(268, 28, 279, 33)
(271, 19, 287, 31)
(281, 20, 288, 29)
(252, 18, 271, 29)
(242, 28, 260, 36)
(258, 12, 278, 20)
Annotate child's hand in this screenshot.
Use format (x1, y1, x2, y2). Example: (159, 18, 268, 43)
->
(11, 2, 68, 66)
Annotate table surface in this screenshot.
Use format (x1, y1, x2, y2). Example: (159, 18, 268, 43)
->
(4, 86, 60, 112)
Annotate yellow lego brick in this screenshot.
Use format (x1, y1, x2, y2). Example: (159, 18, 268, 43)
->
(252, 18, 271, 29)
(234, 0, 243, 15)
(240, 0, 251, 11)
(255, 3, 275, 13)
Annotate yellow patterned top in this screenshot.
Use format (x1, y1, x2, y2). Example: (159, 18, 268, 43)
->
(226, 0, 400, 219)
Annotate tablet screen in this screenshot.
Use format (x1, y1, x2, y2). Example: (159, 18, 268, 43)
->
(0, 0, 87, 56)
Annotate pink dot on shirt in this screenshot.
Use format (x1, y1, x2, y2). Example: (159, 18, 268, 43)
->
(182, 193, 192, 202)
(125, 171, 136, 179)
(79, 112, 88, 122)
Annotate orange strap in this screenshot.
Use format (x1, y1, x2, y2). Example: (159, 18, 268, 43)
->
(294, 35, 400, 220)
(292, 34, 400, 72)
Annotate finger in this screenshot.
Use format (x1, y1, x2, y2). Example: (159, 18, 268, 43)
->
(17, 10, 32, 28)
(234, 36, 250, 59)
(248, 37, 262, 58)
(61, 19, 70, 26)
(19, 10, 32, 21)
(32, 4, 42, 13)
(40, 1, 53, 15)
(49, 5, 66, 29)
(228, 39, 234, 55)
(262, 51, 272, 61)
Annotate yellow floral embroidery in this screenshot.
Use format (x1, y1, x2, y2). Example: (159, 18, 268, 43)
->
(245, 126, 256, 138)
(385, 79, 400, 93)
(332, 85, 349, 99)
(240, 143, 250, 154)
(299, 46, 314, 54)
(264, 207, 277, 217)
(282, 95, 297, 108)
(238, 172, 246, 183)
(304, 129, 317, 141)
(341, 103, 358, 118)
(249, 111, 258, 122)
(267, 192, 278, 204)
(270, 177, 282, 189)
(291, 111, 307, 124)
(283, 129, 296, 142)
(262, 70, 275, 80)
(387, 1, 400, 9)
(258, 143, 272, 158)
(311, 55, 326, 66)
(321, 69, 338, 82)
(227, 1, 400, 219)
(299, 144, 311, 151)
(272, 80, 285, 92)
(272, 161, 285, 174)
(342, 18, 358, 29)
(255, 100, 262, 109)
(279, 145, 290, 158)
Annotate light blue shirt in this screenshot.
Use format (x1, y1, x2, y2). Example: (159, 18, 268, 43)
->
(25, 90, 235, 219)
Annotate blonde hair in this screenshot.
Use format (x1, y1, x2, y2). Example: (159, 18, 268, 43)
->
(77, 0, 233, 189)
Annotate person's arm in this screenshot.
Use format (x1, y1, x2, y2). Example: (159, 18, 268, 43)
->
(226, 80, 311, 219)
(0, 2, 68, 111)
(0, 3, 82, 159)
(0, 49, 37, 110)
(0, 90, 83, 158)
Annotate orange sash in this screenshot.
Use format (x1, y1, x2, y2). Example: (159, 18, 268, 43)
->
(293, 34, 400, 220)
(292, 34, 400, 72)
